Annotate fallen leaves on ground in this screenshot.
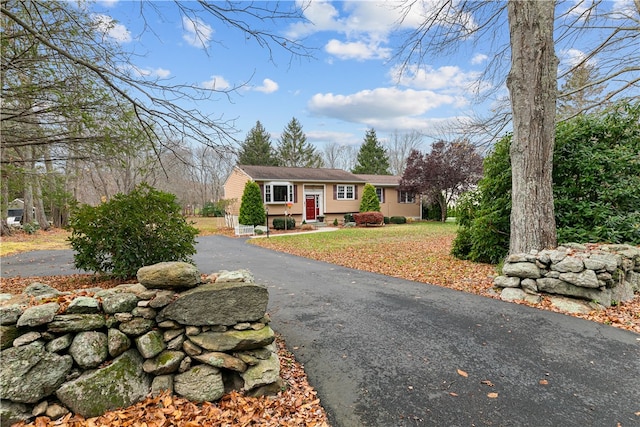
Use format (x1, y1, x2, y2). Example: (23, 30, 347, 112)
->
(12, 336, 329, 427)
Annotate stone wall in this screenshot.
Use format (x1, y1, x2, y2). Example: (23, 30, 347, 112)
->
(494, 243, 640, 309)
(0, 263, 282, 426)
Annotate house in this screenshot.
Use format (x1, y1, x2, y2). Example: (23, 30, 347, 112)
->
(223, 165, 420, 225)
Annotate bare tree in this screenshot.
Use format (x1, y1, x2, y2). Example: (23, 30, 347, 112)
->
(385, 130, 424, 175)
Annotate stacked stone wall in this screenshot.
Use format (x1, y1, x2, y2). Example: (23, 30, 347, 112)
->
(0, 263, 281, 425)
(494, 243, 640, 308)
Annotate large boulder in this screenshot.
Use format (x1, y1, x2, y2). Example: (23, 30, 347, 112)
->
(137, 262, 200, 290)
(188, 326, 275, 352)
(174, 364, 224, 402)
(56, 349, 150, 418)
(158, 282, 268, 326)
(0, 342, 73, 403)
(240, 351, 280, 391)
(69, 331, 108, 369)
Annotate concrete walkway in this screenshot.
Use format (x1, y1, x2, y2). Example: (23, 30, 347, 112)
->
(2, 235, 639, 427)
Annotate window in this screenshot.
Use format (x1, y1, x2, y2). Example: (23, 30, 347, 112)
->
(375, 187, 384, 203)
(398, 190, 415, 203)
(336, 184, 355, 200)
(264, 182, 294, 203)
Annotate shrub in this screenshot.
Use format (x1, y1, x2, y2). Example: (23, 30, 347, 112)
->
(301, 224, 315, 231)
(239, 182, 266, 226)
(273, 217, 296, 230)
(383, 216, 390, 224)
(201, 200, 229, 217)
(389, 216, 407, 224)
(344, 213, 354, 223)
(359, 183, 381, 212)
(333, 218, 339, 226)
(354, 211, 384, 226)
(68, 183, 198, 279)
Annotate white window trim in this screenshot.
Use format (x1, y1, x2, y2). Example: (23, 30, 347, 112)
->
(264, 181, 294, 204)
(399, 190, 415, 203)
(337, 184, 355, 200)
(375, 187, 384, 203)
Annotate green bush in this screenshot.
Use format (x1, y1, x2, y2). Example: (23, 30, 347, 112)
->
(201, 200, 228, 217)
(359, 183, 381, 212)
(239, 182, 266, 226)
(389, 216, 407, 224)
(344, 213, 354, 223)
(273, 217, 296, 230)
(68, 183, 198, 279)
(333, 218, 339, 226)
(383, 216, 390, 224)
(453, 102, 640, 263)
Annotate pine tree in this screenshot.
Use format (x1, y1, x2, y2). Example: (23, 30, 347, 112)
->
(238, 181, 266, 226)
(238, 121, 279, 165)
(352, 129, 390, 175)
(359, 183, 381, 212)
(558, 62, 606, 120)
(276, 117, 323, 167)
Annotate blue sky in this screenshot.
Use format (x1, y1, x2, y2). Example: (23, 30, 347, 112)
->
(89, 0, 637, 152)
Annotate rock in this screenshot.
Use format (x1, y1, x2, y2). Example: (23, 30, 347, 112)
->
(0, 400, 30, 426)
(549, 249, 567, 264)
(551, 257, 584, 273)
(66, 297, 100, 314)
(0, 304, 24, 325)
(548, 296, 594, 314)
(610, 281, 635, 304)
(46, 334, 73, 353)
(493, 276, 520, 288)
(521, 278, 538, 294)
(241, 351, 280, 391)
(536, 278, 612, 306)
(245, 378, 286, 397)
(56, 349, 150, 418)
(193, 352, 248, 372)
(119, 317, 155, 336)
(17, 302, 60, 328)
(559, 270, 599, 288)
(108, 328, 131, 357)
(182, 340, 203, 356)
(151, 375, 174, 396)
(179, 356, 192, 373)
(142, 350, 185, 375)
(0, 342, 73, 403)
(48, 314, 106, 333)
(500, 288, 541, 304)
(13, 331, 42, 347)
(131, 307, 156, 319)
(149, 291, 177, 309)
(135, 330, 166, 358)
(502, 262, 541, 279)
(627, 271, 640, 292)
(69, 331, 108, 369)
(174, 364, 224, 402)
(163, 328, 185, 342)
(101, 293, 139, 314)
(23, 283, 61, 298)
(587, 253, 620, 273)
(32, 400, 48, 416)
(45, 403, 69, 420)
(0, 325, 19, 350)
(158, 282, 268, 326)
(188, 326, 275, 352)
(215, 269, 254, 283)
(137, 262, 200, 290)
(166, 334, 186, 351)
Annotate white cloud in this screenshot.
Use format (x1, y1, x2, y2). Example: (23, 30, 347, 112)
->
(471, 53, 488, 65)
(202, 75, 230, 90)
(98, 0, 119, 7)
(122, 65, 170, 79)
(308, 87, 454, 124)
(182, 16, 213, 49)
(325, 39, 391, 61)
(254, 78, 279, 94)
(93, 14, 131, 43)
(390, 64, 485, 94)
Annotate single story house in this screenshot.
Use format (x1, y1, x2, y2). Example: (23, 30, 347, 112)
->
(223, 165, 420, 224)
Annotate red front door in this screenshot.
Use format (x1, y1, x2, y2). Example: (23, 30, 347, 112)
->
(305, 195, 316, 220)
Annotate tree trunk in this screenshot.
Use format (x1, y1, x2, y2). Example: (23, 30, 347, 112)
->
(506, 0, 558, 254)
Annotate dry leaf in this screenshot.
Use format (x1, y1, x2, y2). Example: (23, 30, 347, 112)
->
(487, 392, 499, 398)
(457, 369, 468, 378)
(449, 392, 459, 397)
(481, 380, 494, 387)
(539, 379, 549, 385)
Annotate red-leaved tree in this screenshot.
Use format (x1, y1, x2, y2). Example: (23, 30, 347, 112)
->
(401, 140, 483, 222)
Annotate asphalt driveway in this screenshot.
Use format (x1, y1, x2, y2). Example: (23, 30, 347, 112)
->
(2, 235, 639, 426)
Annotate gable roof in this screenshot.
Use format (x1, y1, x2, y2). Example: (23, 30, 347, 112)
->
(237, 165, 365, 183)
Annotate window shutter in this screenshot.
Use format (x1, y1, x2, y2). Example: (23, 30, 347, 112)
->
(260, 184, 265, 199)
(293, 185, 298, 203)
(333, 185, 337, 200)
(397, 189, 401, 203)
(382, 188, 386, 203)
(354, 185, 358, 200)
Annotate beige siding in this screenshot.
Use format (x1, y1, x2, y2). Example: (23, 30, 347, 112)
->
(223, 168, 251, 215)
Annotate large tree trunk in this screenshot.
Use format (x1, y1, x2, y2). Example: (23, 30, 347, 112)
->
(506, 0, 558, 254)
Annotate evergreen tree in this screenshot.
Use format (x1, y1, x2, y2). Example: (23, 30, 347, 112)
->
(352, 129, 390, 175)
(238, 181, 266, 226)
(238, 121, 279, 166)
(359, 183, 381, 212)
(276, 117, 323, 167)
(558, 62, 606, 120)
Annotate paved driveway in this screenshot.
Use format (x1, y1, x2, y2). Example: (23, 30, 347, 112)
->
(2, 235, 639, 426)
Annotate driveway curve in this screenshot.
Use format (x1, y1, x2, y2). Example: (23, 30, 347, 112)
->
(2, 235, 639, 427)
